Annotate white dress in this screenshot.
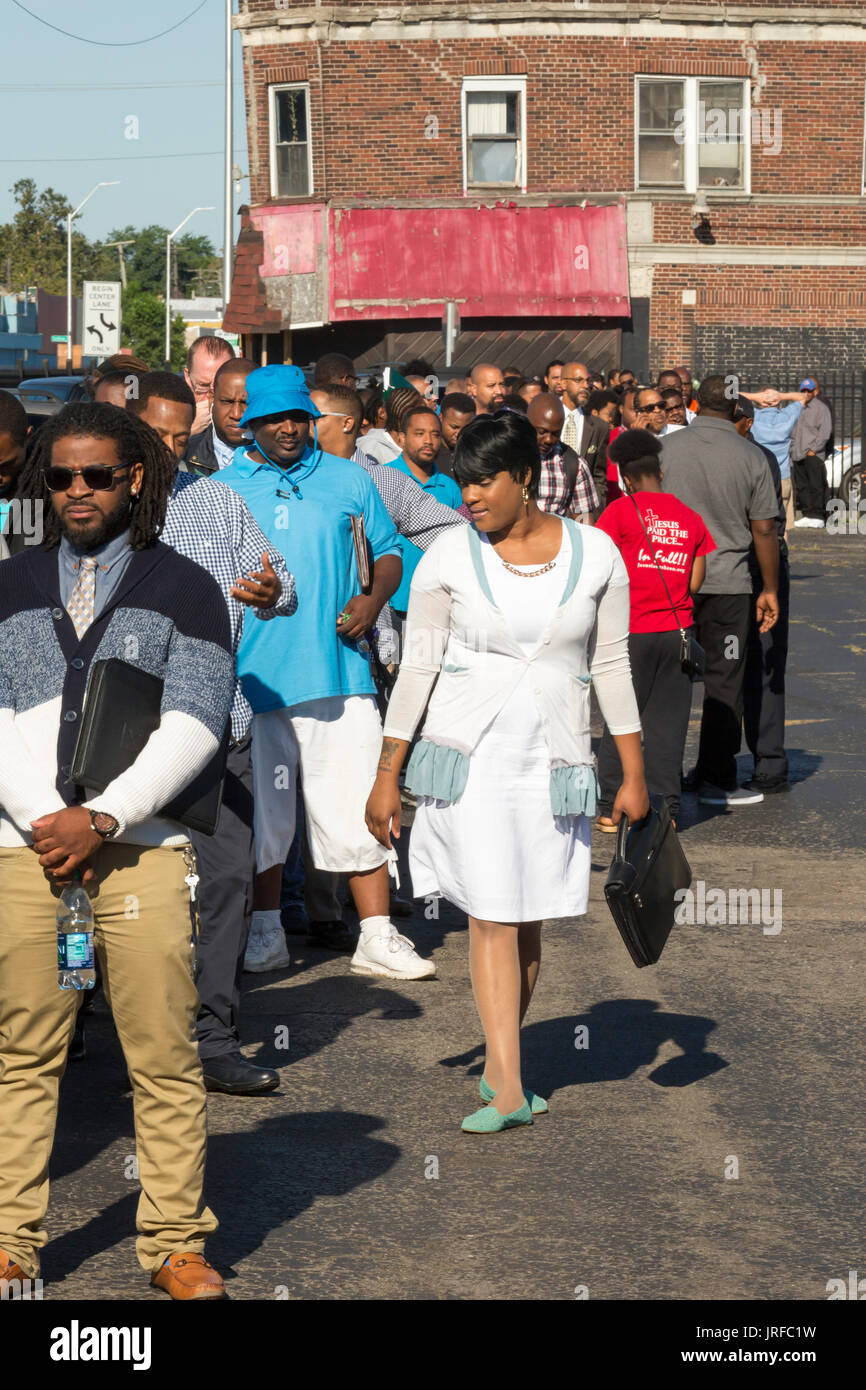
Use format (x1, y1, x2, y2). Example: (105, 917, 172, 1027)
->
(408, 527, 592, 921)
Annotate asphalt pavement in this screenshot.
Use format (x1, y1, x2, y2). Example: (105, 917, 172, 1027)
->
(42, 529, 865, 1301)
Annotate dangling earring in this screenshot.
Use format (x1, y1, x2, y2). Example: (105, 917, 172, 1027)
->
(522, 485, 530, 506)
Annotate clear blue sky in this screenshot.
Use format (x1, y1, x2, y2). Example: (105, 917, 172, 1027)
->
(0, 0, 247, 259)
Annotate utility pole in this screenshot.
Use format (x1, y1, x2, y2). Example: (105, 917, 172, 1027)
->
(104, 240, 135, 290)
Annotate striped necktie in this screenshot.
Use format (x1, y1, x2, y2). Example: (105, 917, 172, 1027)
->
(66, 555, 99, 639)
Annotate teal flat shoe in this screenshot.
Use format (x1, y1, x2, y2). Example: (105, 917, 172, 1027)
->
(479, 1075, 549, 1116)
(461, 1098, 533, 1133)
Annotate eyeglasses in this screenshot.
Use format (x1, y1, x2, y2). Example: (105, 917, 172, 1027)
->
(43, 463, 130, 492)
(664, 403, 683, 414)
(315, 410, 353, 421)
(636, 401, 665, 413)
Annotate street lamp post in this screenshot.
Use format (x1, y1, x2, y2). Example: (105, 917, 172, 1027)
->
(165, 207, 215, 366)
(66, 182, 120, 358)
(224, 0, 233, 308)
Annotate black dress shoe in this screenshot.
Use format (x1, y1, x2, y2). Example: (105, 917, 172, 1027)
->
(742, 774, 789, 794)
(202, 1051, 279, 1095)
(681, 767, 702, 793)
(389, 893, 413, 919)
(306, 920, 356, 953)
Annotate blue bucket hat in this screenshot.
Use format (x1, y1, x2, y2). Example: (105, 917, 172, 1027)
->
(239, 364, 321, 426)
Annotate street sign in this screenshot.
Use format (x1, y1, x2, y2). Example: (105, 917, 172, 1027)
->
(51, 334, 68, 343)
(82, 281, 122, 359)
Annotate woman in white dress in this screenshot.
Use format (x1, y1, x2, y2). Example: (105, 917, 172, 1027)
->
(365, 411, 648, 1133)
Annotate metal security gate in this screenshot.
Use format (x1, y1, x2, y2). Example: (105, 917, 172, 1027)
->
(778, 369, 865, 501)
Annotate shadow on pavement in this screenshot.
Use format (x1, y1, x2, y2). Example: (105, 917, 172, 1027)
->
(43, 1109, 398, 1289)
(205, 1110, 399, 1280)
(239, 973, 423, 1069)
(440, 999, 728, 1095)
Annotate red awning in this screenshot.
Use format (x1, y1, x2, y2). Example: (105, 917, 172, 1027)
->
(328, 202, 629, 321)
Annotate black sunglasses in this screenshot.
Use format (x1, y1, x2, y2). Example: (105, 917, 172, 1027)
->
(636, 401, 665, 412)
(43, 463, 131, 493)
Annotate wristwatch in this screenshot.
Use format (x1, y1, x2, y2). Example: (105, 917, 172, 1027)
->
(88, 809, 120, 840)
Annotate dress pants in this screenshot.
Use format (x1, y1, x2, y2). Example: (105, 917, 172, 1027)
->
(597, 629, 693, 819)
(190, 734, 255, 1061)
(744, 546, 790, 781)
(690, 592, 752, 791)
(0, 842, 216, 1277)
(792, 455, 826, 521)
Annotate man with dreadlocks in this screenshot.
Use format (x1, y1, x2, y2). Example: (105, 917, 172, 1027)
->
(0, 403, 235, 1300)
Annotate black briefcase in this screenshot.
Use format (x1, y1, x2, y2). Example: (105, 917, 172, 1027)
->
(603, 795, 691, 967)
(70, 658, 228, 836)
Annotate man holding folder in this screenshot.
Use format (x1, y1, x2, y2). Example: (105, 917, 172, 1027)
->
(214, 366, 435, 980)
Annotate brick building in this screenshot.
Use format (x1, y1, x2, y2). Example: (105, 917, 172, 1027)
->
(224, 1, 866, 384)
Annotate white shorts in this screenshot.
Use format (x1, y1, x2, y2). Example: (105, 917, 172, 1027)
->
(251, 694, 388, 875)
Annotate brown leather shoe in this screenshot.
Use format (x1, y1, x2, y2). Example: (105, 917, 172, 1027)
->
(151, 1252, 226, 1300)
(0, 1249, 28, 1287)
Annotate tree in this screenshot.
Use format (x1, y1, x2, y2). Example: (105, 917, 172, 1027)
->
(0, 178, 115, 295)
(106, 224, 220, 298)
(121, 279, 186, 370)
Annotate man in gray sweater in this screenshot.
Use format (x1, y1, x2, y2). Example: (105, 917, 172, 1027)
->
(790, 377, 832, 528)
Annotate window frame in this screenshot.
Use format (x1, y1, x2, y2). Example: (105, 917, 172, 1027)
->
(634, 75, 751, 195)
(268, 82, 313, 200)
(461, 75, 527, 194)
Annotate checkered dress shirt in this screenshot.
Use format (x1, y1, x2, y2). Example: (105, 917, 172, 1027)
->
(537, 446, 599, 518)
(165, 471, 297, 739)
(352, 448, 467, 664)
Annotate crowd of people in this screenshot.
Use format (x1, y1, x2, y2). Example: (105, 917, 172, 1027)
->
(0, 334, 819, 1296)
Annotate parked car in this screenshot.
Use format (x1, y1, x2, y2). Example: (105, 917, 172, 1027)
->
(5, 388, 66, 431)
(824, 439, 861, 497)
(18, 375, 90, 403)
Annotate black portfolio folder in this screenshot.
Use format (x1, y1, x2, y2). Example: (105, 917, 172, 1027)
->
(70, 658, 228, 836)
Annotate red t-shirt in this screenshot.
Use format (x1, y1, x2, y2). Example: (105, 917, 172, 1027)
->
(596, 491, 716, 633)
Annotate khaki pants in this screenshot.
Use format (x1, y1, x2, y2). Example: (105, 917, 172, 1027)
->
(0, 843, 217, 1278)
(781, 476, 796, 535)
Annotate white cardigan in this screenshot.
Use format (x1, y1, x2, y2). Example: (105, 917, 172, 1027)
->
(384, 519, 641, 815)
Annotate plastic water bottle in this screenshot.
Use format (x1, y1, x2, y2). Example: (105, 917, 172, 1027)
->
(57, 878, 96, 990)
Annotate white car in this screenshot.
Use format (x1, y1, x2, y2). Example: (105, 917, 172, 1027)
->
(828, 439, 862, 500)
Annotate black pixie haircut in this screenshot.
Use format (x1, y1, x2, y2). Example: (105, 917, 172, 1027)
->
(608, 427, 662, 481)
(453, 409, 541, 495)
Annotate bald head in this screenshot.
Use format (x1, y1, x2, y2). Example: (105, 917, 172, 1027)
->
(527, 392, 565, 455)
(468, 363, 505, 413)
(561, 361, 592, 410)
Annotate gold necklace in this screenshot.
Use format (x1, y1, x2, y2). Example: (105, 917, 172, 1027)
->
(498, 556, 557, 578)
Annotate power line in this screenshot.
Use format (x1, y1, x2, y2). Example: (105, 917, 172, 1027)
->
(0, 81, 222, 92)
(0, 149, 248, 164)
(9, 0, 210, 47)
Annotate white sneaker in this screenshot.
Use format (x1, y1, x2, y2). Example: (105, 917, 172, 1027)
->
(244, 921, 291, 973)
(350, 924, 436, 980)
(794, 517, 812, 528)
(808, 517, 825, 528)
